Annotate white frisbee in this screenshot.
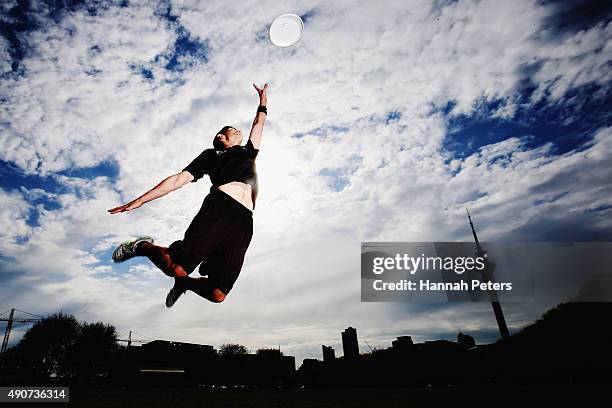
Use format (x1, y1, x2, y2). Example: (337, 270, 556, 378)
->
(269, 14, 304, 47)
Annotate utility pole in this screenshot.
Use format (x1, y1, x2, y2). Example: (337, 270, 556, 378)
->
(1, 309, 41, 357)
(467, 209, 510, 339)
(1, 309, 14, 355)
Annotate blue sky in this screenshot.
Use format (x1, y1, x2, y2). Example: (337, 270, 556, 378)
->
(1, 0, 611, 365)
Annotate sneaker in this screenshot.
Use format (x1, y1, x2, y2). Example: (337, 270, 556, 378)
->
(166, 278, 187, 308)
(112, 236, 154, 263)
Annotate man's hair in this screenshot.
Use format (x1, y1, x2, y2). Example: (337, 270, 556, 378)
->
(213, 125, 236, 150)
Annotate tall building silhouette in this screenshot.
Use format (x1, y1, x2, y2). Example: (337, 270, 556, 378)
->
(342, 327, 359, 359)
(322, 345, 335, 362)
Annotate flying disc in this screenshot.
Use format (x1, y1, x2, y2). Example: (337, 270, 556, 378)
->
(269, 14, 304, 47)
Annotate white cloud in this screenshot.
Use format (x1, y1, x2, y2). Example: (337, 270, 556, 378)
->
(0, 35, 12, 75)
(0, 189, 31, 253)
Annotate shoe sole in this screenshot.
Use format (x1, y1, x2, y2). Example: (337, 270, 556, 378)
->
(166, 291, 179, 308)
(166, 283, 186, 308)
(112, 244, 136, 263)
(112, 237, 154, 263)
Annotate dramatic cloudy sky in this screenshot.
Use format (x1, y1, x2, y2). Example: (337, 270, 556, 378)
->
(1, 0, 611, 364)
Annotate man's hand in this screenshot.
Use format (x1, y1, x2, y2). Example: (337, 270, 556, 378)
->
(253, 83, 268, 106)
(249, 83, 268, 149)
(107, 173, 191, 215)
(108, 197, 142, 214)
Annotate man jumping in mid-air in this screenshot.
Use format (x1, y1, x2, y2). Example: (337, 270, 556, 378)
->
(108, 83, 268, 307)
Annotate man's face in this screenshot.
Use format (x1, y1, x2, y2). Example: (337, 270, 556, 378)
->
(216, 128, 243, 148)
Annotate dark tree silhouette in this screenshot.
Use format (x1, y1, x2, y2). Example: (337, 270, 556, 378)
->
(256, 348, 284, 356)
(218, 343, 248, 356)
(16, 313, 79, 381)
(11, 313, 120, 384)
(63, 322, 120, 383)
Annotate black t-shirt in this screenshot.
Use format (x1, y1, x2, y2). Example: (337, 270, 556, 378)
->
(182, 139, 259, 207)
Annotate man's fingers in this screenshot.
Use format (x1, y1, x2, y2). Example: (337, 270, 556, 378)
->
(108, 205, 127, 213)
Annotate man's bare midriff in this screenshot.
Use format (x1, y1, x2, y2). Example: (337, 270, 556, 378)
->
(217, 181, 254, 211)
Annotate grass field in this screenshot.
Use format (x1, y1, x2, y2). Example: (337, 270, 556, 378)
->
(67, 384, 607, 407)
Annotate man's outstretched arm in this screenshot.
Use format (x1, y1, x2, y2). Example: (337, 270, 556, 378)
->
(108, 170, 194, 214)
(249, 83, 268, 149)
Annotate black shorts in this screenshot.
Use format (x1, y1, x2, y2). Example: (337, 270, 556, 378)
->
(167, 187, 253, 294)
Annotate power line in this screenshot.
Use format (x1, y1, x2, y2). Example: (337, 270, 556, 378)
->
(14, 309, 44, 319)
(1, 309, 42, 356)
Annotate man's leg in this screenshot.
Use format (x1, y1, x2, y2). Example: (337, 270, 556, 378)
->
(164, 189, 252, 308)
(169, 248, 226, 304)
(165, 248, 227, 307)
(175, 276, 226, 303)
(136, 242, 188, 278)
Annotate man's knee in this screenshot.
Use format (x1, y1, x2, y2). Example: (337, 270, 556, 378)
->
(160, 250, 175, 270)
(212, 289, 226, 303)
(172, 263, 188, 278)
(164, 251, 187, 278)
